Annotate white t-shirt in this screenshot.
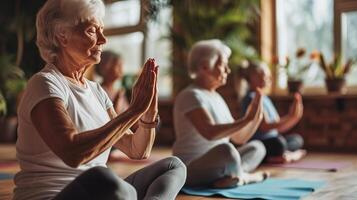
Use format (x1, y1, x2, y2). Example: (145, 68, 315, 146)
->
(14, 64, 113, 200)
(172, 85, 232, 164)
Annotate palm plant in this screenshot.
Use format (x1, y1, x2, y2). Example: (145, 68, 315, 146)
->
(311, 51, 355, 92)
(169, 0, 261, 94)
(312, 52, 354, 80)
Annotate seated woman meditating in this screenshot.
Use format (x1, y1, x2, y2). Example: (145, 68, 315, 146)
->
(239, 61, 306, 163)
(96, 51, 130, 115)
(13, 0, 186, 199)
(172, 39, 268, 188)
(95, 50, 139, 160)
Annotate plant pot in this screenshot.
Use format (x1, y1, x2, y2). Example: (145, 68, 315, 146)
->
(287, 80, 303, 94)
(325, 78, 346, 93)
(0, 116, 18, 143)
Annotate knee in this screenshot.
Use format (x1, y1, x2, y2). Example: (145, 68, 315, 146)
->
(247, 140, 267, 159)
(287, 134, 304, 150)
(293, 134, 304, 147)
(214, 143, 241, 173)
(166, 156, 187, 181)
(215, 143, 240, 163)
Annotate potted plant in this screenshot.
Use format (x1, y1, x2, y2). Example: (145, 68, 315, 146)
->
(311, 51, 354, 93)
(0, 54, 27, 143)
(281, 48, 311, 93)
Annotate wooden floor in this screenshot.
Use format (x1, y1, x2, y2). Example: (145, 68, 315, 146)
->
(0, 144, 357, 200)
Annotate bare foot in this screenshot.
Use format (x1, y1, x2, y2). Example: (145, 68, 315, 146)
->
(241, 171, 270, 185)
(285, 149, 307, 162)
(212, 176, 240, 188)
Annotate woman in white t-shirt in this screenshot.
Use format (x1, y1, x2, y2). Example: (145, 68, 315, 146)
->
(173, 39, 268, 188)
(13, 0, 186, 200)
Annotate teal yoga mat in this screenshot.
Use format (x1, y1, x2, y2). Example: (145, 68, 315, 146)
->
(0, 173, 13, 180)
(181, 178, 325, 200)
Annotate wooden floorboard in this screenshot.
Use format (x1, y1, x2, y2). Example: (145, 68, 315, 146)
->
(0, 144, 356, 200)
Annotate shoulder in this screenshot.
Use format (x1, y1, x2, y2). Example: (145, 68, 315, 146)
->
(86, 79, 101, 90)
(178, 86, 206, 99)
(26, 67, 66, 92)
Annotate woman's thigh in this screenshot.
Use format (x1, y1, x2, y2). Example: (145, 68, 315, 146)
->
(53, 166, 136, 200)
(124, 156, 186, 200)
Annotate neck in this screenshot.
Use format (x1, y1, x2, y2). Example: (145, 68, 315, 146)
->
(193, 77, 216, 92)
(54, 52, 89, 86)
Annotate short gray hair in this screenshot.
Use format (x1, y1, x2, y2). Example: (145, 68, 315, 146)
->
(187, 39, 231, 79)
(36, 0, 105, 63)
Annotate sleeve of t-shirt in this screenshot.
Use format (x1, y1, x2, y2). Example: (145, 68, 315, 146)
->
(25, 73, 67, 120)
(178, 89, 210, 114)
(95, 83, 114, 110)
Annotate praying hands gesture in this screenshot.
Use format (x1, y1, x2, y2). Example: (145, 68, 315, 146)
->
(130, 58, 159, 123)
(288, 93, 303, 121)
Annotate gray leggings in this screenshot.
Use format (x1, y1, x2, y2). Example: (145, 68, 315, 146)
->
(53, 156, 186, 200)
(185, 141, 266, 187)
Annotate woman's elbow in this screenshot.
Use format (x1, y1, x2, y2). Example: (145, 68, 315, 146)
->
(60, 155, 82, 168)
(58, 150, 84, 168)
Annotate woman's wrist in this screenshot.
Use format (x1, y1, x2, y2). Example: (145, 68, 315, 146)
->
(139, 115, 160, 129)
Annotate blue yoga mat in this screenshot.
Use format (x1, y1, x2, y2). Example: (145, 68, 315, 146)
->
(0, 173, 14, 180)
(181, 178, 325, 200)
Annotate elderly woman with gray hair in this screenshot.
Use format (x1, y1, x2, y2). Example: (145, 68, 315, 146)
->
(13, 0, 186, 200)
(172, 39, 268, 188)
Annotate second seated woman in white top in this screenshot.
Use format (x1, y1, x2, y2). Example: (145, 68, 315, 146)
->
(173, 39, 268, 188)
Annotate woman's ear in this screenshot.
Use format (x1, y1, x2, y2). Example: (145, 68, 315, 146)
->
(56, 29, 69, 47)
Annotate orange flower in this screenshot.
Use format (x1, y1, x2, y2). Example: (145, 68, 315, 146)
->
(310, 50, 320, 61)
(271, 55, 279, 65)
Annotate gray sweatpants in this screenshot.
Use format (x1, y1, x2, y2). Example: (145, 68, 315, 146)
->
(185, 141, 266, 187)
(53, 156, 187, 200)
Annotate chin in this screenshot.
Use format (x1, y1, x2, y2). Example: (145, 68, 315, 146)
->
(90, 56, 101, 64)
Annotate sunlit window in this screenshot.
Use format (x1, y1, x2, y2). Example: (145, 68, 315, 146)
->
(103, 1, 173, 98)
(104, 32, 144, 74)
(342, 11, 357, 85)
(276, 0, 333, 88)
(146, 7, 173, 98)
(104, 0, 141, 29)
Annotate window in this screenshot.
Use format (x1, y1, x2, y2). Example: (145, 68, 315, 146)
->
(342, 11, 357, 85)
(104, 32, 144, 74)
(146, 7, 173, 98)
(276, 0, 334, 89)
(102, 0, 173, 98)
(104, 0, 141, 29)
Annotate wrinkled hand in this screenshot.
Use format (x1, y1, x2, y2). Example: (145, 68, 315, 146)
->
(141, 61, 159, 122)
(289, 92, 303, 120)
(129, 58, 158, 116)
(244, 89, 264, 123)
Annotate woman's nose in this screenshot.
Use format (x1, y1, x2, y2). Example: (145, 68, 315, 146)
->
(97, 31, 107, 45)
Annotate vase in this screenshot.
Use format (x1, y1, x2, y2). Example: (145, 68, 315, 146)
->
(325, 78, 346, 94)
(287, 80, 303, 94)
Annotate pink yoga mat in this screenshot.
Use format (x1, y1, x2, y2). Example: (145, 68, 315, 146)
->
(265, 160, 351, 172)
(0, 161, 18, 169)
